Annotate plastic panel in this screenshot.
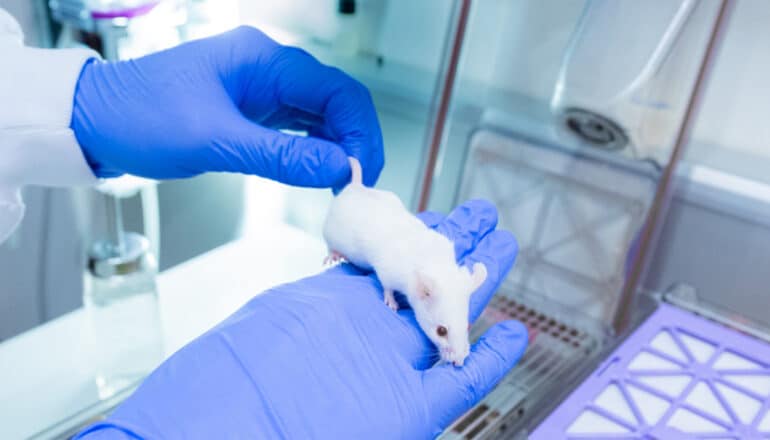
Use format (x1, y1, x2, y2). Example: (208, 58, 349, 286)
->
(531, 303, 770, 439)
(457, 129, 656, 323)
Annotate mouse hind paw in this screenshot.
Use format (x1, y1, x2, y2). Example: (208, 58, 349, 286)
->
(323, 250, 346, 266)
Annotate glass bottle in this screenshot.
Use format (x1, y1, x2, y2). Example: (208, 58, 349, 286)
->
(83, 231, 164, 400)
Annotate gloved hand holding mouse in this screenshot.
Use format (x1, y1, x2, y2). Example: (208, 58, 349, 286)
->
(70, 26, 384, 188)
(75, 200, 527, 439)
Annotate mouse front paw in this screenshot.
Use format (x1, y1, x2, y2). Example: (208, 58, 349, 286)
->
(383, 289, 399, 311)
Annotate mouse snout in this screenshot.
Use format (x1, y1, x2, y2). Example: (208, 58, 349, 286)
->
(449, 351, 468, 367)
(440, 345, 469, 367)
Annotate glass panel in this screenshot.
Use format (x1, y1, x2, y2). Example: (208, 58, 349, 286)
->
(645, 0, 770, 337)
(427, 2, 725, 438)
(429, 0, 721, 327)
(685, 0, 770, 186)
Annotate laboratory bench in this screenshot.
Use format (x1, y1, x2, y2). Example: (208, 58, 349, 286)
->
(0, 221, 327, 439)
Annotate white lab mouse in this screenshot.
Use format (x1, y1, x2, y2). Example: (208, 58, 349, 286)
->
(323, 158, 487, 366)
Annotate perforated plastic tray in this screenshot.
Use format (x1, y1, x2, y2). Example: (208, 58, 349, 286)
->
(456, 129, 656, 324)
(531, 302, 770, 439)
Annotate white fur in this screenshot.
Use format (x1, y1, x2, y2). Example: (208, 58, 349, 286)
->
(323, 158, 487, 366)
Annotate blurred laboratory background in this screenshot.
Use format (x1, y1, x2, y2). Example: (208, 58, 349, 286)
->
(3, 0, 770, 438)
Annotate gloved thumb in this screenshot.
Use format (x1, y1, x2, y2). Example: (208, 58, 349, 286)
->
(422, 320, 528, 431)
(212, 118, 351, 188)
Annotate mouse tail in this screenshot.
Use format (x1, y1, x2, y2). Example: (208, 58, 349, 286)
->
(348, 157, 363, 186)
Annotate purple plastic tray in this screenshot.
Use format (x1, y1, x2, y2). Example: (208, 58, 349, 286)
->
(531, 303, 770, 439)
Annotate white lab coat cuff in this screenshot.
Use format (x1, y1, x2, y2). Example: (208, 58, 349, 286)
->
(0, 42, 98, 128)
(1, 127, 99, 187)
(0, 37, 100, 187)
(0, 36, 100, 187)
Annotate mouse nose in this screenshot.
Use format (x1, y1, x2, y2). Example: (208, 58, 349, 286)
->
(439, 346, 455, 362)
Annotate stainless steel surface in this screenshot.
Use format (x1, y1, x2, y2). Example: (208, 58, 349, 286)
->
(415, 0, 471, 212)
(612, 0, 735, 334)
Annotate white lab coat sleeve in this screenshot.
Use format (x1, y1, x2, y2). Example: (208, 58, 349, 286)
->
(0, 8, 100, 244)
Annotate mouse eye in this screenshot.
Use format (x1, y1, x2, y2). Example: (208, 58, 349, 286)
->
(436, 325, 448, 337)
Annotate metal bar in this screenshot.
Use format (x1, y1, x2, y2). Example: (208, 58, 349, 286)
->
(32, 0, 54, 47)
(416, 0, 472, 212)
(105, 194, 126, 256)
(612, 0, 735, 334)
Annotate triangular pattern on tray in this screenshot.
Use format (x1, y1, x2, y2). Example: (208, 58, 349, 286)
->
(546, 323, 770, 439)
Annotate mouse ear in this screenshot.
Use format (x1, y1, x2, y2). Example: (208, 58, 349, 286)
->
(469, 262, 487, 293)
(414, 269, 437, 301)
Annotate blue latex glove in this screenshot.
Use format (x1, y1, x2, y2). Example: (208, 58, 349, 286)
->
(71, 26, 384, 188)
(76, 200, 527, 439)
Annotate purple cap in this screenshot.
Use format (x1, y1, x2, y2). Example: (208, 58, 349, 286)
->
(90, 1, 160, 19)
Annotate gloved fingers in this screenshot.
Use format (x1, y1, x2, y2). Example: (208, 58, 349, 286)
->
(395, 309, 440, 369)
(421, 321, 528, 430)
(214, 119, 350, 188)
(268, 47, 384, 186)
(461, 229, 519, 323)
(435, 199, 498, 261)
(416, 210, 446, 228)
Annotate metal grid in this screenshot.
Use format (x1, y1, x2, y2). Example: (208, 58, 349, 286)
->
(440, 285, 600, 440)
